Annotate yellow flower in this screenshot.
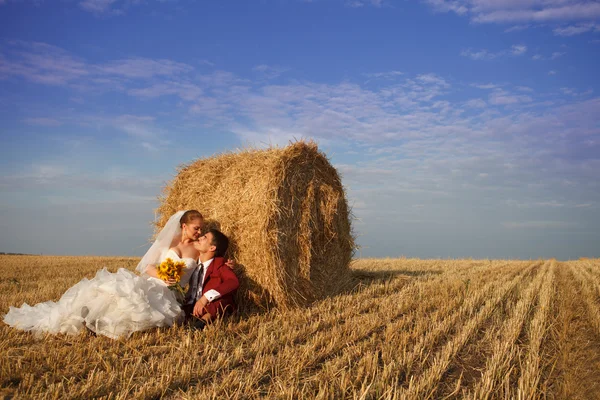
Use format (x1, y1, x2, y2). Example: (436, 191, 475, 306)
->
(157, 258, 186, 283)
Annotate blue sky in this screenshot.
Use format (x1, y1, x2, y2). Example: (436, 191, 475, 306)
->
(1, 0, 599, 259)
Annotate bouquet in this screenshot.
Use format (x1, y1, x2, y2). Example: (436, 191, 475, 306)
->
(157, 258, 187, 300)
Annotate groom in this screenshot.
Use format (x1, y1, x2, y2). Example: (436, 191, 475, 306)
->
(182, 228, 239, 330)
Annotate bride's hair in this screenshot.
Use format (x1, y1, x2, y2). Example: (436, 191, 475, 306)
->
(180, 210, 203, 226)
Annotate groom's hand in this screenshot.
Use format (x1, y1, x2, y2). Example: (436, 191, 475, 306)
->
(192, 296, 209, 318)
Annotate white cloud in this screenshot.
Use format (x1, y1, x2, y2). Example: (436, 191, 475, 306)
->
(0, 41, 196, 94)
(79, 0, 119, 13)
(346, 0, 384, 7)
(425, 1, 600, 26)
(76, 0, 170, 15)
(532, 51, 566, 61)
(502, 221, 576, 229)
(0, 41, 88, 85)
(553, 22, 599, 36)
(535, 201, 565, 208)
(197, 70, 246, 88)
(62, 114, 171, 152)
(548, 70, 557, 75)
(516, 86, 533, 92)
(461, 48, 497, 60)
(561, 87, 594, 97)
(461, 44, 527, 60)
(0, 163, 163, 200)
(511, 44, 527, 55)
(474, 4, 600, 23)
(128, 81, 203, 100)
(416, 73, 450, 87)
(364, 70, 404, 80)
(114, 115, 157, 139)
(489, 89, 532, 105)
(106, 115, 171, 151)
(464, 98, 487, 108)
(504, 24, 530, 32)
(189, 96, 234, 119)
(141, 142, 159, 152)
(472, 83, 499, 90)
(98, 58, 193, 78)
(425, 0, 469, 15)
(252, 64, 289, 80)
(33, 165, 67, 180)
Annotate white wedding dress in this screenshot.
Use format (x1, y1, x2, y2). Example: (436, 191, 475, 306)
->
(2, 250, 198, 339)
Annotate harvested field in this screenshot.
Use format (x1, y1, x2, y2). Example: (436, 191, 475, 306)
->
(1, 255, 600, 399)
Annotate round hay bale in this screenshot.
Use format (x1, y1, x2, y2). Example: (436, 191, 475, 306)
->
(155, 141, 355, 308)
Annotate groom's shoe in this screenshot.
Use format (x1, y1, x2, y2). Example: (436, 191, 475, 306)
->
(190, 318, 207, 331)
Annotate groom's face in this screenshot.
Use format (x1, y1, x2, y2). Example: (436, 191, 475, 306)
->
(196, 232, 216, 253)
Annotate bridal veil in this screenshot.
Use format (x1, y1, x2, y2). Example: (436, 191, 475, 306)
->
(135, 210, 186, 274)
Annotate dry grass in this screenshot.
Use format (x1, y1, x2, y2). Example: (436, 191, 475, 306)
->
(2, 255, 600, 399)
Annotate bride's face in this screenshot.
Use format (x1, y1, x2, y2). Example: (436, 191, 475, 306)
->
(183, 219, 203, 241)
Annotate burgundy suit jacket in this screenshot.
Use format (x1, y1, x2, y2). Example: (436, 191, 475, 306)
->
(201, 256, 239, 316)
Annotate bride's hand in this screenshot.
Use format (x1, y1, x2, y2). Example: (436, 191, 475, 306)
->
(225, 259, 236, 269)
(164, 278, 177, 286)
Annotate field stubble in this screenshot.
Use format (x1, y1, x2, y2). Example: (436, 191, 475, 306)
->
(1, 255, 599, 399)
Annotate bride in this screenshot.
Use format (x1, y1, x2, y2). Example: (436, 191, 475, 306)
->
(2, 210, 203, 339)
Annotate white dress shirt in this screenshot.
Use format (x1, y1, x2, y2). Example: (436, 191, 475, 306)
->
(196, 258, 221, 302)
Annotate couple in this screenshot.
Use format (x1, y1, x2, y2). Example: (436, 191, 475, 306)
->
(2, 210, 239, 339)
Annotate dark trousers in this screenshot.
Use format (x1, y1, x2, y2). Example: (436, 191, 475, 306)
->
(181, 298, 235, 322)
